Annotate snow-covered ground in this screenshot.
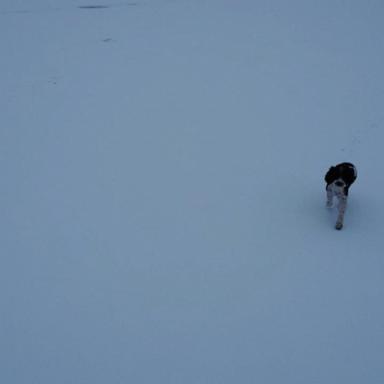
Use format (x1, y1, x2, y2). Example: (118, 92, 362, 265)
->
(2, 1, 384, 383)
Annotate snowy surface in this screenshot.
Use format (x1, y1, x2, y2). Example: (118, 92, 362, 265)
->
(2, 1, 384, 383)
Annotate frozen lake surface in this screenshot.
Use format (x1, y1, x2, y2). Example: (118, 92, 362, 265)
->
(1, 1, 384, 383)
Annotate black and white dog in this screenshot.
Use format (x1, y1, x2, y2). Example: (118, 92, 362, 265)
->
(325, 162, 357, 230)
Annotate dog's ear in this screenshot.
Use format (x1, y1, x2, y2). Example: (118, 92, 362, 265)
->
(325, 166, 337, 184)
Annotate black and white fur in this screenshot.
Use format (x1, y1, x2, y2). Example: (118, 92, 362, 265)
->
(325, 162, 357, 230)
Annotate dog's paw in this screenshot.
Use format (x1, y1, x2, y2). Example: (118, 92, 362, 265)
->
(335, 222, 343, 230)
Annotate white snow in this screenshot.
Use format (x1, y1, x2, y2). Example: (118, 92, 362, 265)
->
(1, 1, 384, 383)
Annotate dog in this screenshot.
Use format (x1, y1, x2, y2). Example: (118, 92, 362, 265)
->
(325, 162, 357, 230)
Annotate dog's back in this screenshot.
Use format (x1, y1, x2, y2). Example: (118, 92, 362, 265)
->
(325, 162, 357, 188)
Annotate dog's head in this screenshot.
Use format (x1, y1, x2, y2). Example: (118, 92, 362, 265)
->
(334, 179, 346, 188)
(332, 178, 347, 197)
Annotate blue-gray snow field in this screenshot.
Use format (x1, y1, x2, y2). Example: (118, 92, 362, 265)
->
(2, 1, 384, 383)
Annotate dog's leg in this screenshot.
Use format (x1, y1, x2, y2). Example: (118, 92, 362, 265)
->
(335, 195, 347, 230)
(326, 186, 334, 208)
